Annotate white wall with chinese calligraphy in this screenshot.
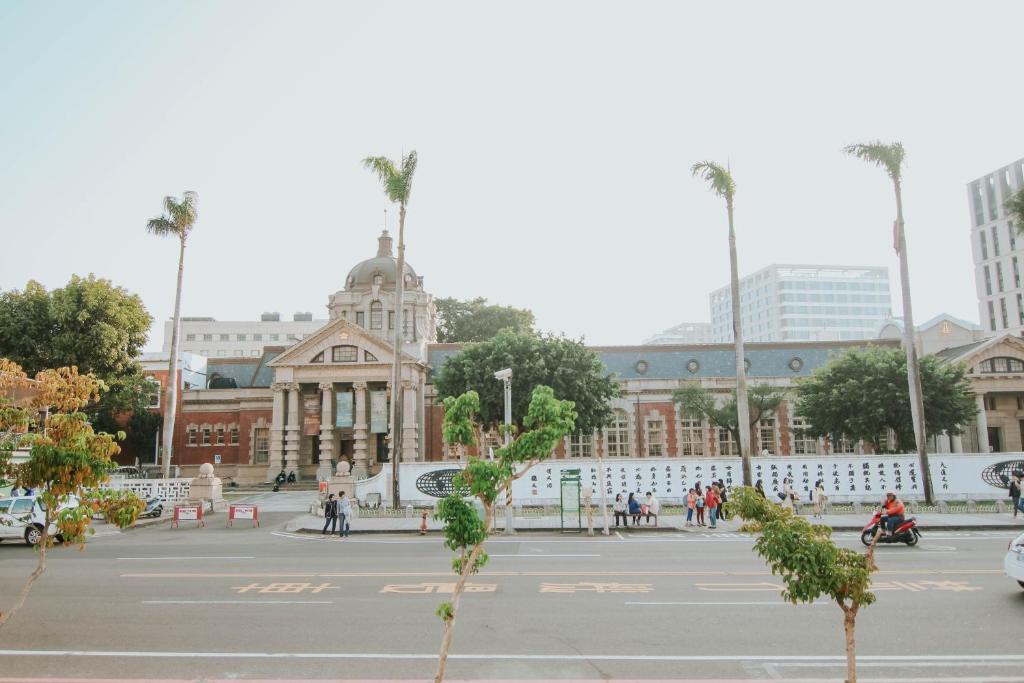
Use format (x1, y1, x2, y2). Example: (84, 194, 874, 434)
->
(387, 453, 1024, 506)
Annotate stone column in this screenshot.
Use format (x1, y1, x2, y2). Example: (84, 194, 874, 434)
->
(975, 394, 990, 453)
(284, 383, 301, 475)
(951, 433, 964, 453)
(402, 379, 419, 462)
(936, 431, 951, 454)
(318, 382, 335, 481)
(352, 381, 369, 479)
(267, 382, 287, 481)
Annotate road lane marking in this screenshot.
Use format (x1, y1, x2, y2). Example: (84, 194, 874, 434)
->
(614, 531, 624, 540)
(119, 568, 1006, 578)
(539, 582, 652, 593)
(380, 582, 497, 594)
(2, 649, 1024, 663)
(142, 600, 333, 605)
(489, 554, 601, 557)
(117, 556, 256, 560)
(625, 601, 828, 606)
(696, 582, 782, 592)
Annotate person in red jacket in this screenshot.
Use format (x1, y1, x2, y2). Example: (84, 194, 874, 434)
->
(880, 491, 905, 535)
(705, 484, 720, 529)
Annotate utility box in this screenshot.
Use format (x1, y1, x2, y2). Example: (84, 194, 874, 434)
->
(560, 468, 582, 532)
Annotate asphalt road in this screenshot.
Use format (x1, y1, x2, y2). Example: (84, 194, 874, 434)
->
(1, 512, 1022, 682)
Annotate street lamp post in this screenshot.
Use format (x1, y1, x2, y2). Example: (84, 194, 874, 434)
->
(494, 368, 514, 536)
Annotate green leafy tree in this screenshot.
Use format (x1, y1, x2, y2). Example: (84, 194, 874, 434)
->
(87, 371, 162, 457)
(1007, 187, 1024, 232)
(692, 161, 753, 483)
(0, 361, 143, 629)
(433, 385, 576, 682)
(730, 487, 881, 683)
(147, 191, 198, 479)
(435, 297, 535, 342)
(844, 141, 931, 499)
(795, 346, 975, 453)
(434, 330, 618, 435)
(0, 275, 151, 378)
(363, 151, 418, 507)
(672, 383, 785, 452)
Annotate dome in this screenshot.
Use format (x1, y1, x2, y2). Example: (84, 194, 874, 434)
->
(345, 231, 418, 290)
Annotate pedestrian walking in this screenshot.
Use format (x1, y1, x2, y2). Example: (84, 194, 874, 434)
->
(338, 491, 352, 537)
(705, 483, 720, 529)
(695, 483, 706, 526)
(812, 479, 827, 518)
(685, 488, 696, 527)
(1010, 471, 1023, 517)
(627, 492, 642, 525)
(716, 479, 729, 520)
(321, 494, 337, 534)
(613, 493, 628, 527)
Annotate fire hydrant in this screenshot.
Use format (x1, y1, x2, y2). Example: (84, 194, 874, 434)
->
(420, 510, 428, 535)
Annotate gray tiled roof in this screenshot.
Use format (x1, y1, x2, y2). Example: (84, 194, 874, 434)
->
(205, 348, 283, 388)
(934, 340, 988, 363)
(427, 340, 898, 381)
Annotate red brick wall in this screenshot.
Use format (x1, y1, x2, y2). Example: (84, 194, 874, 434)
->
(777, 401, 792, 456)
(642, 402, 677, 456)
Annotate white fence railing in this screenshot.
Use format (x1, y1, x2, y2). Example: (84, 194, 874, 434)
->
(103, 477, 191, 502)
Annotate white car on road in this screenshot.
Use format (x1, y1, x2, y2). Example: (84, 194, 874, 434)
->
(1006, 531, 1024, 590)
(0, 495, 78, 546)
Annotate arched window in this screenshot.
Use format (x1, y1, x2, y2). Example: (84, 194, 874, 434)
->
(372, 273, 383, 287)
(311, 351, 324, 363)
(370, 301, 383, 330)
(331, 345, 358, 362)
(605, 410, 630, 457)
(978, 356, 1024, 373)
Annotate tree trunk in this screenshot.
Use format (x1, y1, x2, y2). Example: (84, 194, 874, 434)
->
(390, 203, 407, 509)
(434, 505, 493, 682)
(842, 603, 858, 683)
(894, 181, 932, 503)
(162, 235, 186, 480)
(0, 509, 50, 629)
(728, 200, 752, 485)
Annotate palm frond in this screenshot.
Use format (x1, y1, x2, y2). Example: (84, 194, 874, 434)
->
(363, 153, 417, 205)
(145, 217, 176, 237)
(843, 141, 905, 182)
(691, 160, 735, 201)
(148, 191, 198, 238)
(1005, 187, 1024, 233)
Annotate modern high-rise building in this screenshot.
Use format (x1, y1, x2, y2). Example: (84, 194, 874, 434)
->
(162, 312, 327, 359)
(709, 264, 892, 343)
(642, 322, 712, 345)
(968, 157, 1024, 335)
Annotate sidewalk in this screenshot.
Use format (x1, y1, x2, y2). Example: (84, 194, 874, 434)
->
(286, 510, 1024, 534)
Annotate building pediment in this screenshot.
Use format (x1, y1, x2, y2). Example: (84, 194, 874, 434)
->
(943, 334, 1024, 375)
(267, 318, 409, 368)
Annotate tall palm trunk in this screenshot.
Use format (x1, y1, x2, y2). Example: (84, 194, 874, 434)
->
(893, 182, 933, 503)
(389, 204, 407, 508)
(162, 235, 186, 479)
(728, 200, 753, 484)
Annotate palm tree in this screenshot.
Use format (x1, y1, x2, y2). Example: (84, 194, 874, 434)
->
(146, 191, 198, 480)
(844, 141, 933, 503)
(1007, 187, 1024, 232)
(363, 151, 417, 509)
(691, 161, 753, 486)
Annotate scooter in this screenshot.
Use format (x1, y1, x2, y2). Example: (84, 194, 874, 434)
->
(139, 496, 164, 518)
(860, 511, 921, 546)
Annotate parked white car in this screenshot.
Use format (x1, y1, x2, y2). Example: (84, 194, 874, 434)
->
(1006, 531, 1024, 590)
(0, 495, 79, 546)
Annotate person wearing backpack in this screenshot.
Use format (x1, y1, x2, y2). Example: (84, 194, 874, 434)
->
(321, 494, 337, 535)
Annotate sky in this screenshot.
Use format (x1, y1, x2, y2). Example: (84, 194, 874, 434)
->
(2, 1, 1023, 350)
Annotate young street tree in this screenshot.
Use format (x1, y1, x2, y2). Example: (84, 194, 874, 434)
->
(433, 329, 618, 435)
(844, 142, 932, 500)
(0, 360, 143, 629)
(433, 385, 576, 683)
(673, 383, 785, 454)
(1007, 187, 1024, 231)
(729, 486, 881, 683)
(435, 297, 535, 343)
(692, 161, 753, 484)
(363, 151, 418, 508)
(795, 346, 975, 453)
(146, 191, 199, 479)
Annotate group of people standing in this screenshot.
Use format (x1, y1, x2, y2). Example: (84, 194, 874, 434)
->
(684, 480, 729, 529)
(612, 491, 660, 526)
(1010, 471, 1024, 517)
(321, 491, 352, 537)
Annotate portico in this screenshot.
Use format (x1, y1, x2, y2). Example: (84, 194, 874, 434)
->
(265, 317, 428, 481)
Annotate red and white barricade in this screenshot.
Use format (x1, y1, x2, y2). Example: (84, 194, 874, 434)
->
(227, 504, 259, 527)
(172, 503, 205, 528)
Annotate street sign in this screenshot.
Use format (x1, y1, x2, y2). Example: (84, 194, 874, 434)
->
(560, 469, 581, 532)
(227, 504, 259, 527)
(172, 504, 204, 528)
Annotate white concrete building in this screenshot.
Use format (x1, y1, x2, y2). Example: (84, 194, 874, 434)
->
(162, 313, 327, 359)
(968, 156, 1024, 336)
(642, 322, 712, 345)
(709, 264, 892, 343)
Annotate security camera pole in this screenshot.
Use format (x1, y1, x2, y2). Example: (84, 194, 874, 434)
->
(495, 368, 514, 535)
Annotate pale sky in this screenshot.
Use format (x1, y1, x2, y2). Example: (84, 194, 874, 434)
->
(2, 1, 1022, 350)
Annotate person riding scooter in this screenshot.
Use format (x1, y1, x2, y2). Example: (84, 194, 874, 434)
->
(880, 491, 905, 535)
